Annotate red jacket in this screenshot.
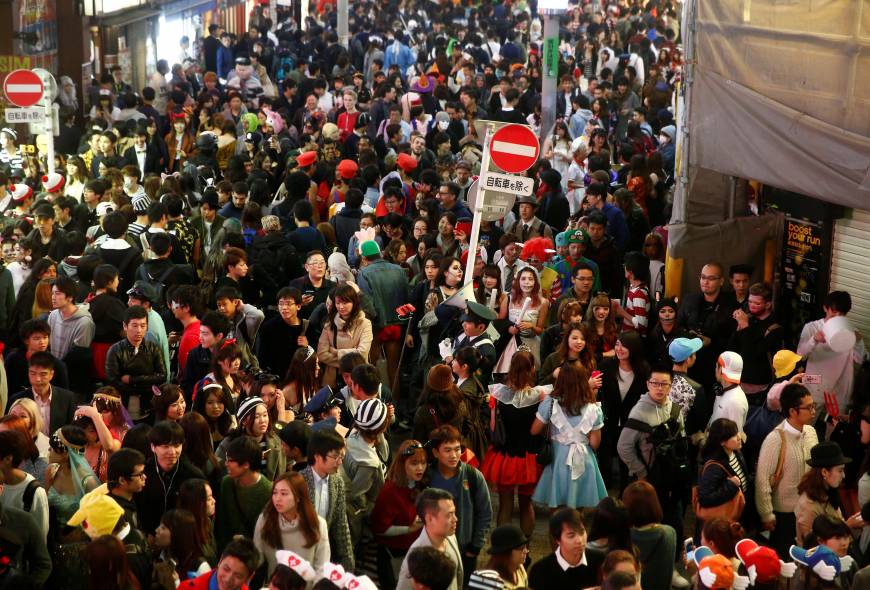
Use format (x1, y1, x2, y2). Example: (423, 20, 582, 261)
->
(181, 571, 249, 590)
(370, 480, 420, 550)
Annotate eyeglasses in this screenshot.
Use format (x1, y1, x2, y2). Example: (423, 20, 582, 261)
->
(306, 261, 326, 268)
(127, 471, 146, 480)
(798, 403, 818, 413)
(326, 451, 346, 462)
(647, 380, 672, 389)
(700, 274, 721, 281)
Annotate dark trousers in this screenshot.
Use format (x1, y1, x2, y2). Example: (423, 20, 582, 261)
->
(767, 511, 797, 560)
(460, 551, 477, 588)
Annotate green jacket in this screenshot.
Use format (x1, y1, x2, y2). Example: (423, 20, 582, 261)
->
(357, 257, 409, 329)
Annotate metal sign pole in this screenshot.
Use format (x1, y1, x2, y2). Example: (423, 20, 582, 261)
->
(464, 121, 495, 286)
(40, 70, 55, 174)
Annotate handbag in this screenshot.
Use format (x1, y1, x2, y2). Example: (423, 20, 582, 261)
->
(691, 461, 746, 521)
(536, 398, 555, 467)
(490, 400, 507, 448)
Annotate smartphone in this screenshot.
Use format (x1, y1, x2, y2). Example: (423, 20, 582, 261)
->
(803, 374, 822, 385)
(456, 221, 472, 236)
(684, 537, 695, 554)
(591, 370, 603, 379)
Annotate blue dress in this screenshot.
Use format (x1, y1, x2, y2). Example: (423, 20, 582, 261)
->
(532, 397, 608, 508)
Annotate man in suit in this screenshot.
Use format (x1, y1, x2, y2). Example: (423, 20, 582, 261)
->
(555, 75, 582, 122)
(300, 428, 354, 571)
(7, 351, 76, 435)
(397, 488, 464, 590)
(123, 126, 161, 177)
(528, 508, 605, 589)
(504, 195, 554, 242)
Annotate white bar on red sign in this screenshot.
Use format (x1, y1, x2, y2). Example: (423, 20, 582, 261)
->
(6, 84, 43, 93)
(491, 140, 538, 157)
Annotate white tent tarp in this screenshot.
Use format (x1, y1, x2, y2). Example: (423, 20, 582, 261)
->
(679, 0, 870, 211)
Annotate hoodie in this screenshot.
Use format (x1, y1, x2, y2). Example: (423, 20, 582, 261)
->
(229, 303, 265, 350)
(330, 206, 363, 255)
(569, 108, 594, 140)
(616, 393, 684, 478)
(47, 304, 95, 361)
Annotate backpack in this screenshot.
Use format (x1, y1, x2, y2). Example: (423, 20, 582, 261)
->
(624, 403, 690, 491)
(21, 479, 40, 512)
(135, 264, 177, 310)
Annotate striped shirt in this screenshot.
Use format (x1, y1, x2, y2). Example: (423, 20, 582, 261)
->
(622, 283, 650, 334)
(728, 451, 748, 492)
(0, 147, 23, 175)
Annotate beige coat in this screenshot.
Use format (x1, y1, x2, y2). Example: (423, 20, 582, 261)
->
(317, 315, 373, 387)
(794, 493, 843, 547)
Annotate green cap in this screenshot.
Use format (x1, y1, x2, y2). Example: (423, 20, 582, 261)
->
(360, 240, 380, 257)
(567, 228, 589, 246)
(461, 300, 497, 324)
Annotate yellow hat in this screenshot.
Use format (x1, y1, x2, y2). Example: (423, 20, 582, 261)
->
(772, 349, 803, 378)
(67, 487, 123, 537)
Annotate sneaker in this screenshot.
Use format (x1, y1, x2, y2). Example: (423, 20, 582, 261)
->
(671, 571, 690, 588)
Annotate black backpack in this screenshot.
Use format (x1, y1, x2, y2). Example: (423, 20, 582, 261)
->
(135, 264, 177, 310)
(624, 403, 690, 490)
(21, 480, 40, 512)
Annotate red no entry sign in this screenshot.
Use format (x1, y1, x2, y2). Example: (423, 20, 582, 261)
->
(489, 124, 540, 174)
(4, 69, 44, 108)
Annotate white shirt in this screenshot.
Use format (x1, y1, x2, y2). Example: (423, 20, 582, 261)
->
(135, 147, 146, 173)
(33, 387, 51, 436)
(708, 384, 749, 433)
(312, 469, 330, 518)
(555, 546, 587, 571)
(797, 317, 865, 409)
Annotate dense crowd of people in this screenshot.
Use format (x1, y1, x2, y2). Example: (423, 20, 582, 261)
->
(0, 1, 868, 590)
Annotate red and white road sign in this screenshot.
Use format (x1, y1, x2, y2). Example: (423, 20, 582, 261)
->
(489, 124, 540, 174)
(4, 69, 44, 108)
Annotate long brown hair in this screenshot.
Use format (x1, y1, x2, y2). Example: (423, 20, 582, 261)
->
(84, 535, 141, 590)
(284, 347, 319, 406)
(386, 440, 428, 492)
(260, 472, 321, 550)
(179, 412, 219, 472)
(161, 509, 204, 576)
(552, 362, 596, 416)
(510, 267, 542, 308)
(327, 283, 362, 328)
(177, 479, 213, 549)
(0, 415, 39, 461)
(585, 293, 619, 352)
(556, 322, 596, 369)
(797, 468, 832, 503)
(506, 350, 536, 391)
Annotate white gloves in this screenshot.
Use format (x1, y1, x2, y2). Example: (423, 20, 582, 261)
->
(438, 338, 453, 359)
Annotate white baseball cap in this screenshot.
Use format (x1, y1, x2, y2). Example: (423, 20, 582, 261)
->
(718, 351, 743, 382)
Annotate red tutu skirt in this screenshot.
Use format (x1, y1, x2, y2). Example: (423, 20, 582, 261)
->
(91, 342, 111, 380)
(481, 450, 542, 488)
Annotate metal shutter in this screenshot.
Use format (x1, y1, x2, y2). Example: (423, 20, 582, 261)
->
(830, 209, 870, 339)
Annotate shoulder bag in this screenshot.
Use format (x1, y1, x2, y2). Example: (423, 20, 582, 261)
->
(691, 460, 746, 521)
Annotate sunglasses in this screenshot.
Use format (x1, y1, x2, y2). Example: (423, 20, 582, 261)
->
(402, 442, 425, 456)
